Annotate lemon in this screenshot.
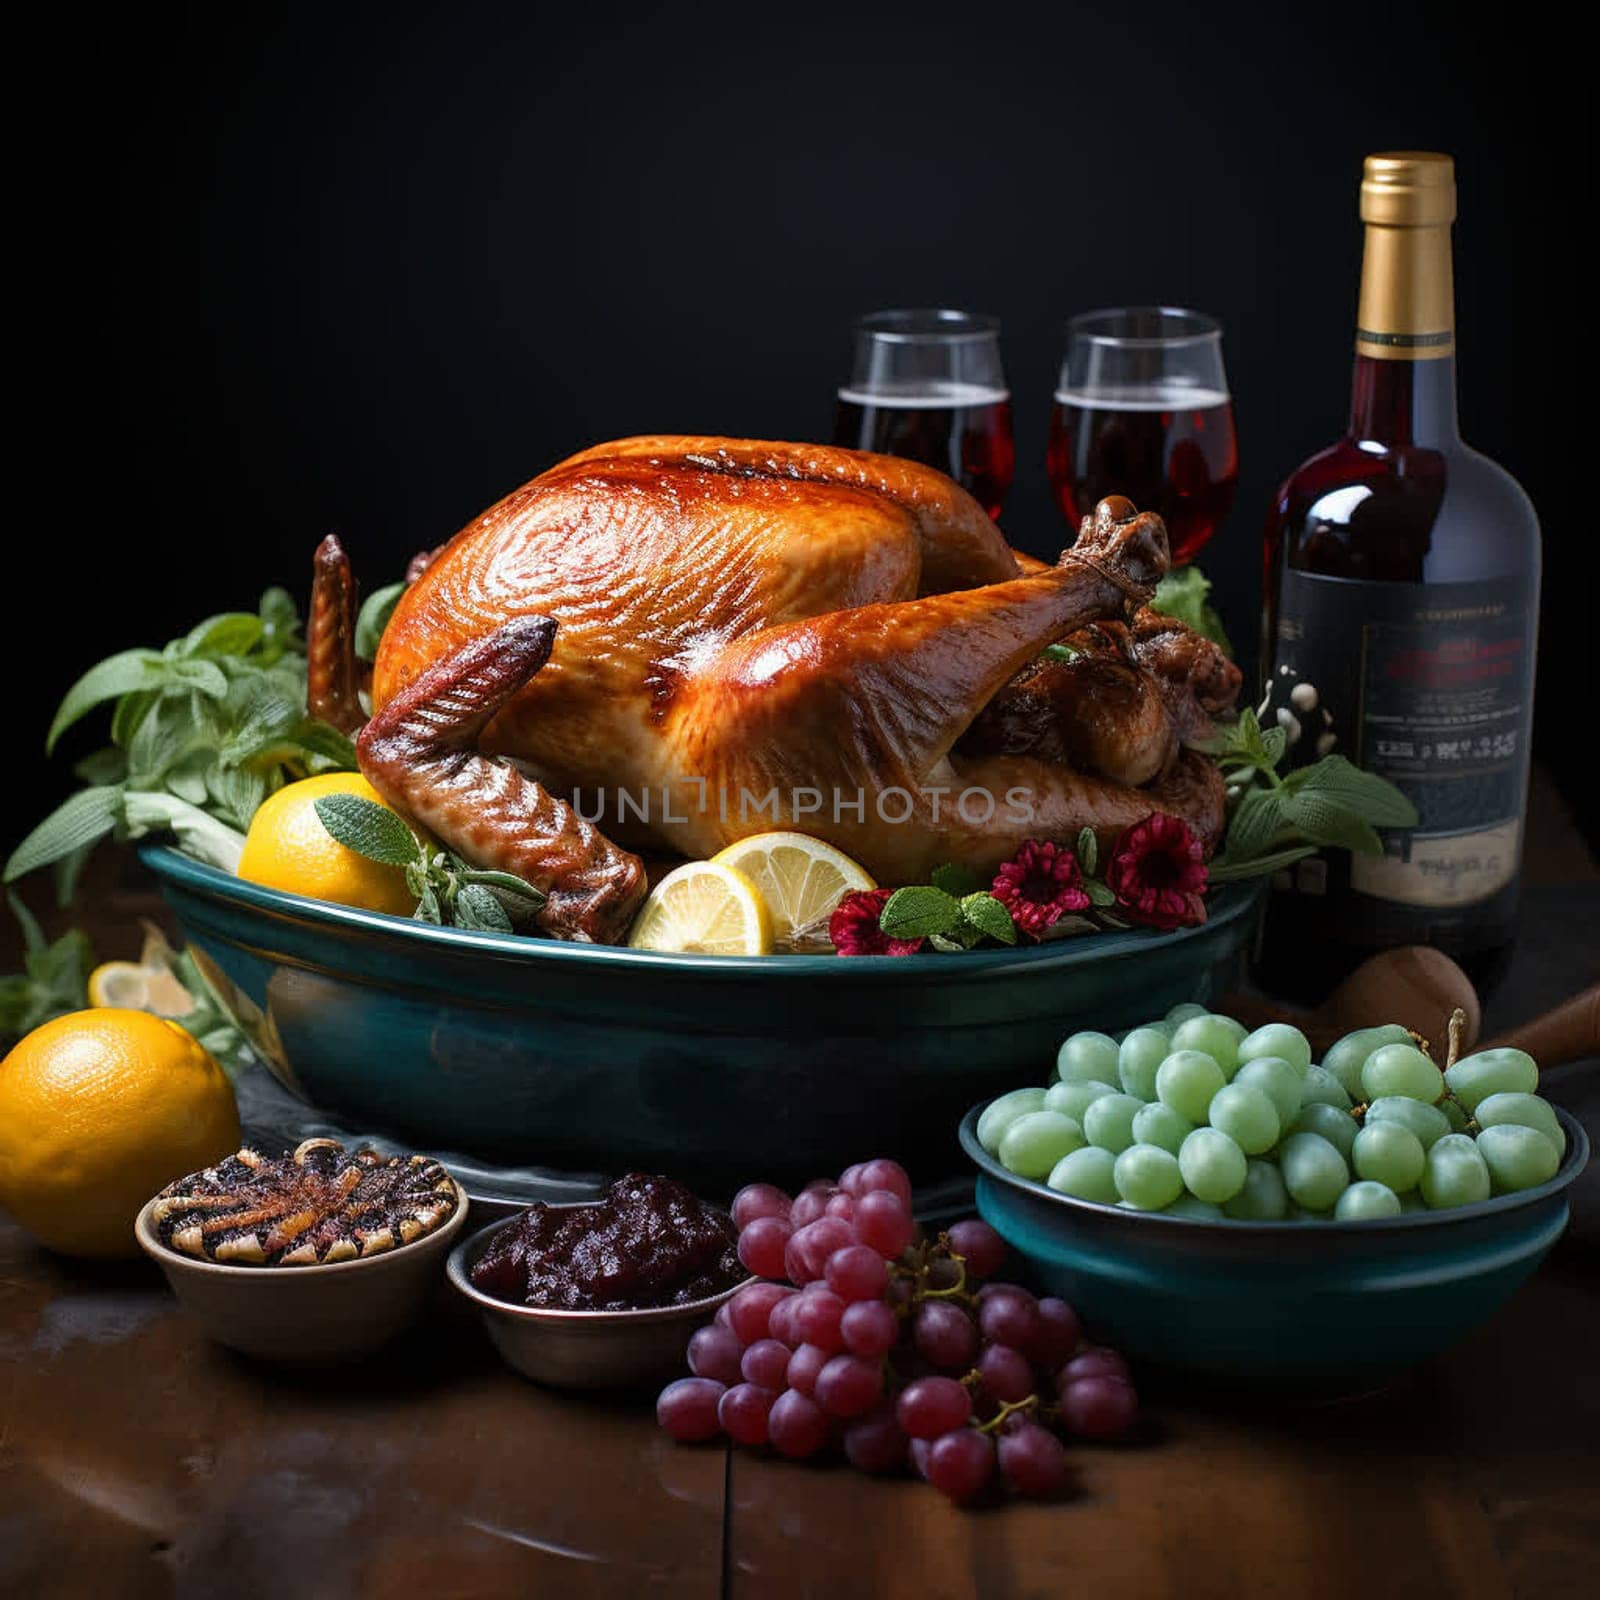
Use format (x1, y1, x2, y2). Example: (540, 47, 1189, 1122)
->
(237, 772, 418, 917)
(626, 861, 774, 955)
(0, 1008, 240, 1258)
(87, 960, 195, 1016)
(710, 832, 874, 949)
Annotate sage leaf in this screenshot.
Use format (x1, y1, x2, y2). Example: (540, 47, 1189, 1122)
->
(356, 582, 409, 660)
(4, 787, 125, 882)
(958, 892, 1017, 946)
(1225, 788, 1288, 863)
(1085, 879, 1116, 908)
(179, 612, 264, 660)
(47, 651, 165, 752)
(1282, 790, 1384, 855)
(455, 882, 514, 933)
(312, 794, 420, 868)
(1287, 756, 1418, 827)
(119, 793, 248, 872)
(1075, 827, 1098, 876)
(878, 885, 961, 940)
(928, 933, 967, 953)
(1206, 845, 1318, 883)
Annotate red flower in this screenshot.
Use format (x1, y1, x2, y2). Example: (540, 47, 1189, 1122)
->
(989, 839, 1091, 937)
(829, 889, 926, 956)
(1106, 813, 1208, 931)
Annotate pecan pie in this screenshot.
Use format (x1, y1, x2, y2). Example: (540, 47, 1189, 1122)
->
(150, 1138, 458, 1266)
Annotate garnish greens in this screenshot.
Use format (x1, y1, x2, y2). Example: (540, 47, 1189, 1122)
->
(1149, 565, 1232, 654)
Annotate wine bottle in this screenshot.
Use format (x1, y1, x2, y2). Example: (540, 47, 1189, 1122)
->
(1259, 152, 1540, 1001)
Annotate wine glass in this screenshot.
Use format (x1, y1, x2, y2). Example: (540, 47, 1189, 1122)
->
(833, 308, 1015, 520)
(1046, 307, 1238, 563)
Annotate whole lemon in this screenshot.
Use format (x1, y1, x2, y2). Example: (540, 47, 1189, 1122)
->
(0, 1008, 241, 1258)
(237, 772, 417, 916)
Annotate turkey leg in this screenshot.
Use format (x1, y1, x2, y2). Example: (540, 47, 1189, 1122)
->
(357, 618, 648, 943)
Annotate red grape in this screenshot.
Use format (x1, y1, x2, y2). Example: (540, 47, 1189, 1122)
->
(838, 1162, 869, 1196)
(1059, 1376, 1138, 1439)
(997, 1418, 1068, 1497)
(908, 1437, 933, 1480)
(767, 1293, 802, 1348)
(731, 1182, 792, 1229)
(825, 1244, 889, 1303)
(714, 1302, 734, 1329)
(912, 1301, 980, 1371)
(926, 1428, 995, 1502)
(740, 1338, 792, 1391)
(855, 1158, 913, 1209)
(788, 1218, 857, 1283)
(977, 1285, 1039, 1350)
(737, 1215, 792, 1279)
(768, 1389, 830, 1458)
(843, 1407, 909, 1474)
(1029, 1298, 1083, 1370)
(976, 1343, 1035, 1405)
(727, 1282, 791, 1345)
(840, 1299, 899, 1358)
(896, 1376, 973, 1439)
(1060, 1347, 1131, 1386)
(790, 1185, 838, 1228)
(687, 1324, 744, 1386)
(657, 1377, 725, 1442)
(855, 1191, 915, 1259)
(824, 1192, 857, 1222)
(718, 1382, 776, 1445)
(793, 1288, 846, 1352)
(815, 1354, 883, 1418)
(946, 1218, 1005, 1280)
(785, 1342, 829, 1397)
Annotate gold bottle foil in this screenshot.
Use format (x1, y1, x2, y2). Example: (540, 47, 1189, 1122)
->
(1356, 151, 1456, 360)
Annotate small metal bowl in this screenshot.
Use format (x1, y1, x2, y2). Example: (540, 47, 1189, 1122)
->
(446, 1211, 753, 1390)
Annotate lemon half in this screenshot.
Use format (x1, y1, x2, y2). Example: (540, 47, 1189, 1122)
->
(626, 861, 774, 956)
(710, 832, 874, 950)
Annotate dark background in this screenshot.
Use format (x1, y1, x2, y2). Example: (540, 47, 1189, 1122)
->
(14, 1, 1592, 859)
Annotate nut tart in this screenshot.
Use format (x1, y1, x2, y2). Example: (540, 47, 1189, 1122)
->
(149, 1138, 458, 1266)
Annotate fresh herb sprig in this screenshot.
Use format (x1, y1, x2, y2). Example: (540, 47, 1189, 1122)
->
(0, 892, 93, 1040)
(1203, 708, 1418, 882)
(312, 793, 547, 933)
(6, 589, 359, 895)
(1149, 565, 1232, 655)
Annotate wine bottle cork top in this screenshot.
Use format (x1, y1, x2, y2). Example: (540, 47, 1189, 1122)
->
(1361, 152, 1456, 226)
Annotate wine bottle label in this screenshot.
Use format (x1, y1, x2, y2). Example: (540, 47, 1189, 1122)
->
(1269, 570, 1535, 922)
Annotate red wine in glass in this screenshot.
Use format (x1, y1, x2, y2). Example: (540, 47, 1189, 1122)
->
(833, 309, 1014, 521)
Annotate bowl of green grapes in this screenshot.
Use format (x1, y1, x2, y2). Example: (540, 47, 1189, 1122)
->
(959, 1007, 1588, 1387)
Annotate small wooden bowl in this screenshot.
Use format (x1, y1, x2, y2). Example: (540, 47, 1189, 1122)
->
(135, 1179, 469, 1362)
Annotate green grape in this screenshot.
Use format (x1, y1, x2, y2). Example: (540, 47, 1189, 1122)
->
(1420, 1133, 1491, 1209)
(1444, 1047, 1539, 1113)
(1169, 1013, 1248, 1075)
(1223, 1159, 1290, 1220)
(1231, 1057, 1303, 1126)
(1476, 1123, 1560, 1193)
(1280, 1131, 1350, 1211)
(1207, 1083, 1280, 1155)
(1178, 1127, 1249, 1203)
(1044, 1079, 1118, 1123)
(1300, 1065, 1352, 1111)
(1165, 1001, 1209, 1026)
(1082, 1092, 1144, 1155)
(1335, 1180, 1402, 1220)
(1361, 1043, 1445, 1105)
(1398, 1191, 1428, 1213)
(977, 1087, 1047, 1153)
(1113, 1144, 1185, 1210)
(1047, 1145, 1119, 1203)
(1057, 1031, 1123, 1085)
(1474, 1092, 1566, 1156)
(1142, 1019, 1177, 1040)
(998, 1110, 1085, 1178)
(1236, 1021, 1311, 1077)
(1442, 1098, 1468, 1132)
(1292, 1102, 1358, 1162)
(1131, 1102, 1194, 1156)
(1323, 1023, 1413, 1099)
(1351, 1121, 1426, 1193)
(1155, 1050, 1227, 1124)
(1118, 1028, 1171, 1101)
(1163, 1196, 1226, 1221)
(1366, 1095, 1451, 1150)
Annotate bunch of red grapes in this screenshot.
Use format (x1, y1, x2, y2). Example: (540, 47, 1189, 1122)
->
(656, 1157, 1139, 1504)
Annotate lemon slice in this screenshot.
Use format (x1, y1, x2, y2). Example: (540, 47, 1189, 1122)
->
(626, 862, 774, 956)
(710, 832, 875, 950)
(87, 960, 196, 1017)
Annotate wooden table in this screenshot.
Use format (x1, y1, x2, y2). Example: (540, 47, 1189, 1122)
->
(3, 786, 1597, 1600)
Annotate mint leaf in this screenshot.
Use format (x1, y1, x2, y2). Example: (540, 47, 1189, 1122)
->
(1282, 790, 1384, 856)
(1150, 565, 1233, 655)
(1075, 827, 1098, 877)
(4, 787, 124, 882)
(179, 612, 264, 660)
(930, 862, 981, 897)
(313, 794, 420, 868)
(47, 651, 165, 752)
(959, 892, 1017, 946)
(356, 582, 408, 660)
(1224, 788, 1289, 863)
(1286, 756, 1418, 828)
(878, 885, 962, 940)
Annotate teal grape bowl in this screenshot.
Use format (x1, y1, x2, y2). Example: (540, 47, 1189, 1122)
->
(960, 1103, 1588, 1387)
(140, 846, 1262, 1190)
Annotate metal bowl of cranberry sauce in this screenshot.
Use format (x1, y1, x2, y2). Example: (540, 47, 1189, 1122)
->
(446, 1173, 753, 1389)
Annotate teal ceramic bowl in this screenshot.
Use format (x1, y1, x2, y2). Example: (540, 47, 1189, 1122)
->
(141, 845, 1262, 1190)
(960, 1103, 1589, 1388)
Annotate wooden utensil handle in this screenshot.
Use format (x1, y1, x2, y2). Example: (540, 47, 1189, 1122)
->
(1484, 984, 1600, 1069)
